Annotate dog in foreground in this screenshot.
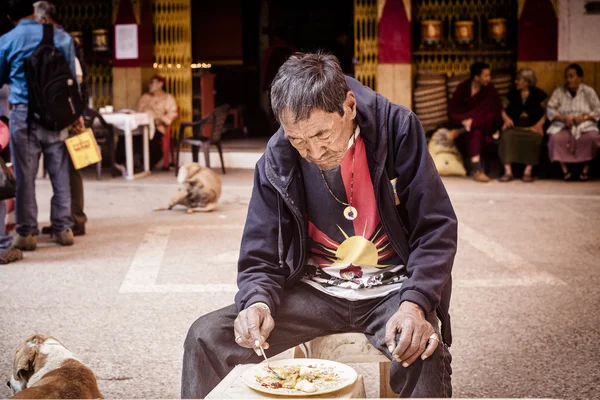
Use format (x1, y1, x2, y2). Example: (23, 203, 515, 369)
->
(7, 334, 103, 399)
(155, 162, 222, 213)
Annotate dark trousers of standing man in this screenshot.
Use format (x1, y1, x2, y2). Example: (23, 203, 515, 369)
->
(42, 136, 87, 236)
(181, 284, 452, 398)
(10, 107, 72, 237)
(69, 156, 87, 234)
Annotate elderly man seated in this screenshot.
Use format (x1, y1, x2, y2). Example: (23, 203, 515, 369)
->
(181, 53, 457, 398)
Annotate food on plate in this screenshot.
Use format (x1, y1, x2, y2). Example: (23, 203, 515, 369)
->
(294, 379, 317, 393)
(255, 364, 341, 393)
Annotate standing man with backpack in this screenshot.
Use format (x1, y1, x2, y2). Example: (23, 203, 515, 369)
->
(34, 0, 88, 237)
(0, 0, 83, 250)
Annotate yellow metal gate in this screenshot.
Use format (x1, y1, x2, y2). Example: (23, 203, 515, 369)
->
(152, 0, 193, 124)
(354, 0, 379, 89)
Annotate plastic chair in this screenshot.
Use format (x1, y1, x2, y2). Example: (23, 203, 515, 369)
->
(174, 104, 230, 174)
(82, 108, 118, 179)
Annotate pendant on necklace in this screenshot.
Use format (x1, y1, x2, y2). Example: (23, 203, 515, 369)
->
(343, 206, 358, 221)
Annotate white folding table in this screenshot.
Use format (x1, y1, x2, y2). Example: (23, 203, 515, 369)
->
(100, 112, 155, 180)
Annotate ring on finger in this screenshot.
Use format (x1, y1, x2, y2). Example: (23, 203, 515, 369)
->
(429, 333, 440, 342)
(235, 336, 243, 342)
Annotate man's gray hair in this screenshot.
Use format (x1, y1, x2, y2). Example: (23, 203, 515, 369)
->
(270, 52, 350, 124)
(517, 68, 537, 88)
(34, 1, 57, 24)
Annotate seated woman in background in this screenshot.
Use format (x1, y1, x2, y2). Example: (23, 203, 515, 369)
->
(116, 75, 179, 171)
(546, 63, 600, 181)
(498, 68, 547, 182)
(138, 75, 179, 168)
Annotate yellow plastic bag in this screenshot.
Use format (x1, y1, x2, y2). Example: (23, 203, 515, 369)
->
(65, 128, 102, 170)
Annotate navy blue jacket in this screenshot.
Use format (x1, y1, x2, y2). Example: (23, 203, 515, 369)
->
(235, 77, 458, 345)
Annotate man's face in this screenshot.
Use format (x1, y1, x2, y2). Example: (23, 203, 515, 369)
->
(282, 91, 357, 171)
(474, 68, 492, 86)
(148, 79, 163, 94)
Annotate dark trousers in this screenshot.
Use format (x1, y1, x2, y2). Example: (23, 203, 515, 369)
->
(182, 284, 452, 398)
(454, 128, 504, 175)
(455, 128, 488, 159)
(10, 108, 72, 236)
(69, 157, 87, 230)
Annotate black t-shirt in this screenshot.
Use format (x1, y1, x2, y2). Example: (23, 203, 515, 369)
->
(299, 134, 407, 300)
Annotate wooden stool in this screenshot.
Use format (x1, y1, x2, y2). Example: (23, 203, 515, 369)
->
(294, 333, 396, 398)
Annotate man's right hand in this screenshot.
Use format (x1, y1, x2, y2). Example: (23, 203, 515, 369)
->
(233, 304, 275, 356)
(462, 118, 473, 132)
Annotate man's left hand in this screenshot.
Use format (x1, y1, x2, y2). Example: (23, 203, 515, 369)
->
(68, 116, 85, 136)
(384, 301, 439, 367)
(462, 118, 473, 132)
(76, 116, 85, 131)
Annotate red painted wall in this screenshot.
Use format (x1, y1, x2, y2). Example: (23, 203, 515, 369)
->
(518, 0, 558, 61)
(113, 0, 153, 67)
(192, 0, 243, 61)
(379, 0, 411, 64)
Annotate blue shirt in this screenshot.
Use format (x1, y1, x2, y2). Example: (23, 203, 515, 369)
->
(0, 20, 76, 105)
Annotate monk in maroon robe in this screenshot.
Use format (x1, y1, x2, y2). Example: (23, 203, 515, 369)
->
(448, 62, 504, 182)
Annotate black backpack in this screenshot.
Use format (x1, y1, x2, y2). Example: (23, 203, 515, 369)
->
(25, 24, 84, 132)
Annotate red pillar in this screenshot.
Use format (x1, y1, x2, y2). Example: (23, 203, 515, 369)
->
(516, 0, 559, 97)
(377, 0, 413, 107)
(379, 0, 411, 64)
(112, 0, 154, 110)
(518, 0, 557, 62)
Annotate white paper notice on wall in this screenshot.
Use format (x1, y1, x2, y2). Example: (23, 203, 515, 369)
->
(115, 24, 139, 60)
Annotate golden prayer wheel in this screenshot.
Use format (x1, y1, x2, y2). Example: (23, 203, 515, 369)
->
(421, 20, 442, 45)
(454, 21, 474, 45)
(488, 18, 507, 44)
(69, 31, 83, 46)
(92, 29, 109, 52)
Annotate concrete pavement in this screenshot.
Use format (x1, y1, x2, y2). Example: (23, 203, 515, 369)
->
(0, 170, 599, 399)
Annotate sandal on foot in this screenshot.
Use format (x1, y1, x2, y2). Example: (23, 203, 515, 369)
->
(563, 171, 572, 181)
(522, 174, 534, 183)
(580, 172, 589, 182)
(499, 174, 514, 182)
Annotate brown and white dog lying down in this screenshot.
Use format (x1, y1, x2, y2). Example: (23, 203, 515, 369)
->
(155, 162, 222, 213)
(7, 334, 103, 399)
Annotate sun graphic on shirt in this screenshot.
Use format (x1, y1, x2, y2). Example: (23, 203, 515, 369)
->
(318, 224, 393, 268)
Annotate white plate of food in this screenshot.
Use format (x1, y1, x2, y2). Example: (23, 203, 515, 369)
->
(242, 358, 358, 396)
